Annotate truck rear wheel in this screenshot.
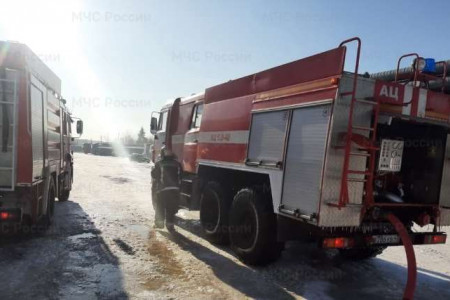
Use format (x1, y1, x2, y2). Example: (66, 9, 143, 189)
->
(229, 187, 283, 265)
(200, 181, 230, 244)
(59, 189, 70, 202)
(44, 180, 56, 226)
(339, 246, 386, 260)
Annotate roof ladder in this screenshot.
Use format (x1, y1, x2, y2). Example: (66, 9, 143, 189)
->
(331, 38, 381, 208)
(0, 74, 17, 191)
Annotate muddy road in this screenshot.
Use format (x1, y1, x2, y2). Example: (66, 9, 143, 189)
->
(0, 153, 449, 299)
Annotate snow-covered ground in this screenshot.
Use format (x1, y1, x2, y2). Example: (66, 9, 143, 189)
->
(0, 153, 449, 299)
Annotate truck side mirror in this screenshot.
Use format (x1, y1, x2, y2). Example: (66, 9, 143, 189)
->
(76, 120, 84, 135)
(150, 117, 158, 135)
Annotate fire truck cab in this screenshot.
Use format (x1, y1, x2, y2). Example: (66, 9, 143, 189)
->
(150, 38, 449, 268)
(0, 41, 83, 232)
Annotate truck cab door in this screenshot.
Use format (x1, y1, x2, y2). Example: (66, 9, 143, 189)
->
(183, 102, 203, 173)
(152, 110, 168, 161)
(151, 98, 180, 162)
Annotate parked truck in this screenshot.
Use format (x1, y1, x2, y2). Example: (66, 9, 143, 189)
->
(0, 41, 83, 232)
(150, 38, 449, 298)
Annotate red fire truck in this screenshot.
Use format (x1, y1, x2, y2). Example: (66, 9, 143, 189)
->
(0, 41, 83, 232)
(150, 37, 449, 297)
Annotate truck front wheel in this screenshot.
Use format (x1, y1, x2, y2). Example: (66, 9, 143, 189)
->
(200, 181, 230, 244)
(229, 187, 283, 265)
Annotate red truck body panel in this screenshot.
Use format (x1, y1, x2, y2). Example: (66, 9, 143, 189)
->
(204, 47, 346, 104)
(196, 47, 346, 166)
(17, 72, 33, 183)
(0, 41, 75, 227)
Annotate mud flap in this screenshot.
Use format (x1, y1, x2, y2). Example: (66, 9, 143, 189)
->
(41, 170, 52, 218)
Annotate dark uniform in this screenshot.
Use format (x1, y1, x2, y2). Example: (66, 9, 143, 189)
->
(151, 152, 181, 230)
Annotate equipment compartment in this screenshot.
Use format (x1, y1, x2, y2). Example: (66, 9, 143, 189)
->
(376, 120, 448, 204)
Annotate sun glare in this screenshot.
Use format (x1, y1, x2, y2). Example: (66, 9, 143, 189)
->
(0, 0, 118, 140)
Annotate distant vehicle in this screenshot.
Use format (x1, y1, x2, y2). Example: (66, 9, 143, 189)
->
(0, 41, 83, 232)
(71, 145, 83, 153)
(92, 142, 114, 156)
(125, 145, 144, 156)
(150, 37, 450, 297)
(83, 143, 92, 154)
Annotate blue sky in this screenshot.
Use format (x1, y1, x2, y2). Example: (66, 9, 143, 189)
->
(1, 0, 450, 140)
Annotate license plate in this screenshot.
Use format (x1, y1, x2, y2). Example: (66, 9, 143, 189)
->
(372, 234, 400, 245)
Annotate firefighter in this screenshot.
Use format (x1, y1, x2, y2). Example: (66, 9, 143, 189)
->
(151, 146, 181, 231)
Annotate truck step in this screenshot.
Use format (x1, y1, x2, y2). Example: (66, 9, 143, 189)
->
(357, 145, 379, 151)
(349, 151, 371, 157)
(348, 170, 371, 175)
(355, 98, 378, 105)
(352, 125, 374, 131)
(327, 202, 363, 208)
(347, 178, 367, 182)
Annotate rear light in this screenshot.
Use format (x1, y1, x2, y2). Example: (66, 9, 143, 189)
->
(322, 237, 354, 249)
(0, 212, 9, 220)
(0, 210, 21, 222)
(424, 235, 447, 244)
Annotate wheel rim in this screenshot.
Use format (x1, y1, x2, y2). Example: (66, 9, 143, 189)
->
(233, 203, 258, 250)
(200, 189, 220, 233)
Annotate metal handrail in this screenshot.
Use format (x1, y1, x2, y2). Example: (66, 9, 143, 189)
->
(395, 53, 420, 85)
(435, 60, 448, 92)
(396, 54, 448, 93)
(338, 37, 362, 207)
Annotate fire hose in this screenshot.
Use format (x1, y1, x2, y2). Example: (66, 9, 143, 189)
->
(386, 213, 417, 300)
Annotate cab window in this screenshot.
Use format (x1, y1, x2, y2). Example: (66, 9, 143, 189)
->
(158, 111, 168, 131)
(190, 104, 203, 129)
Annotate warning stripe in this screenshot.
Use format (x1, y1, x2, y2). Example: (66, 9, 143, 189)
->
(417, 89, 428, 118)
(199, 130, 248, 144)
(171, 134, 184, 145)
(402, 85, 413, 116)
(171, 130, 249, 145)
(184, 133, 199, 144)
(171, 133, 199, 145)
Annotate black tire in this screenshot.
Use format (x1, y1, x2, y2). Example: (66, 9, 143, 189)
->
(59, 189, 70, 202)
(229, 187, 283, 265)
(200, 181, 230, 244)
(44, 179, 56, 226)
(339, 246, 386, 260)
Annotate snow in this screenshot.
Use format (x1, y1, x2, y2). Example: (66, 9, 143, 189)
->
(0, 153, 449, 299)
